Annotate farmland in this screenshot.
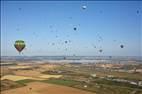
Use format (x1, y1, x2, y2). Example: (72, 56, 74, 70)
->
(1, 59, 142, 94)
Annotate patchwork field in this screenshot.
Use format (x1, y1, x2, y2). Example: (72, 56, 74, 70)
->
(1, 74, 62, 81)
(13, 70, 42, 77)
(1, 61, 142, 94)
(1, 82, 95, 94)
(8, 66, 33, 69)
(1, 75, 43, 81)
(39, 75, 62, 79)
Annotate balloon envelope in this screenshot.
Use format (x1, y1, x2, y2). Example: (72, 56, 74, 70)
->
(99, 49, 103, 53)
(14, 40, 25, 53)
(65, 41, 68, 44)
(82, 6, 87, 10)
(73, 27, 77, 31)
(120, 45, 124, 48)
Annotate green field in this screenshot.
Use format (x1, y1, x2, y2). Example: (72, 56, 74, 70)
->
(14, 65, 142, 94)
(15, 78, 142, 94)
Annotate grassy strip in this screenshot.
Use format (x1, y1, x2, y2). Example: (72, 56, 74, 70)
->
(41, 79, 80, 87)
(16, 79, 37, 85)
(93, 78, 142, 89)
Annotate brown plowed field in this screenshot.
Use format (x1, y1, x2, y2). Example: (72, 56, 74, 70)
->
(1, 82, 95, 94)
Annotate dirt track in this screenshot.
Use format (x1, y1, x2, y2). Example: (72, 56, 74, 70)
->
(1, 82, 95, 94)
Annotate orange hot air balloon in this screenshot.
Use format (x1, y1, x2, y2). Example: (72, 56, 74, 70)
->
(14, 40, 25, 53)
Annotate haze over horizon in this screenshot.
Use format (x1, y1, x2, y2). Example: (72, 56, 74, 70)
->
(1, 1, 142, 56)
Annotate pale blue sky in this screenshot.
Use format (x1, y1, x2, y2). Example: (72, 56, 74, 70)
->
(1, 1, 141, 56)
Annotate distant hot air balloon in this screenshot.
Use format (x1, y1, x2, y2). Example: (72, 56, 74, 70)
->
(73, 27, 77, 31)
(136, 10, 139, 14)
(14, 40, 25, 53)
(109, 56, 112, 59)
(18, 8, 22, 11)
(99, 49, 103, 53)
(120, 45, 124, 48)
(82, 5, 87, 10)
(65, 41, 68, 44)
(52, 43, 55, 45)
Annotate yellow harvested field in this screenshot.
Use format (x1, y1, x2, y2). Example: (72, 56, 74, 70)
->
(1, 74, 62, 81)
(40, 64, 58, 70)
(39, 75, 62, 79)
(1, 75, 43, 81)
(8, 66, 32, 69)
(0, 67, 13, 77)
(13, 70, 42, 77)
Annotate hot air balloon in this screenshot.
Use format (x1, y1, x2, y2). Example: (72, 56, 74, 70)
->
(65, 41, 68, 44)
(137, 10, 139, 14)
(82, 5, 87, 10)
(14, 40, 25, 53)
(120, 45, 124, 48)
(18, 8, 22, 11)
(109, 56, 112, 59)
(73, 27, 77, 31)
(99, 49, 103, 53)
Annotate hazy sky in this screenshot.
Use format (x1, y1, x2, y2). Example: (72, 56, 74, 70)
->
(1, 1, 141, 56)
